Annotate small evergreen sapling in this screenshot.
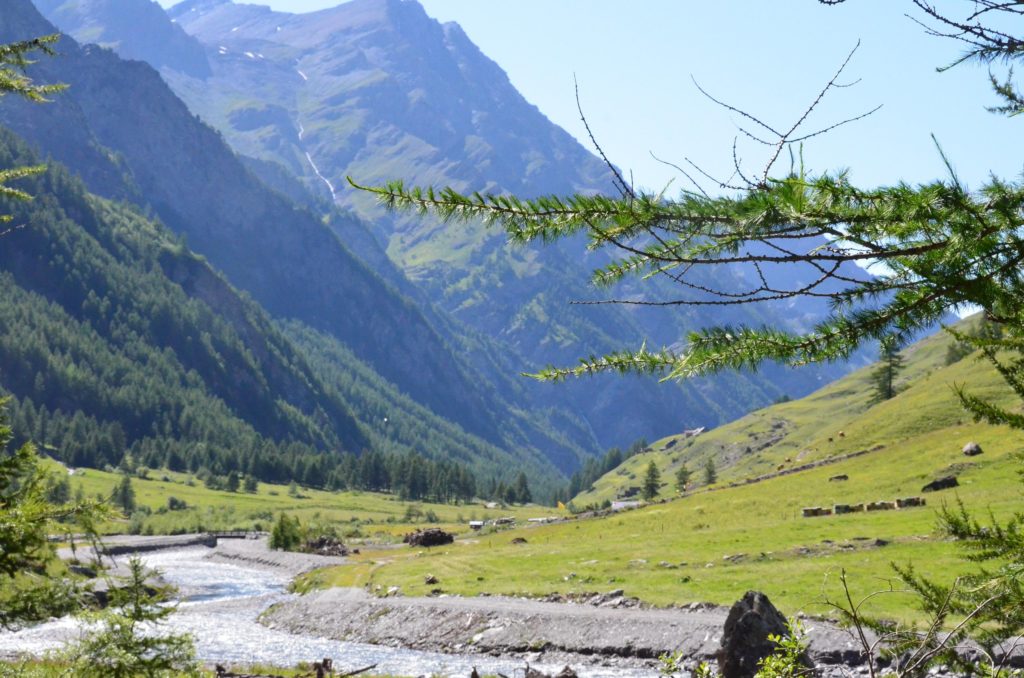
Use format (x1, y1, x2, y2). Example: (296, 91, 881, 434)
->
(61, 558, 198, 678)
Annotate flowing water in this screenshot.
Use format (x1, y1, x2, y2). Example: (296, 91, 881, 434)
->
(0, 547, 659, 677)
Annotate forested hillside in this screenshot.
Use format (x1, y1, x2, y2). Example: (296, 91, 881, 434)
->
(0, 127, 562, 496)
(39, 0, 872, 450)
(0, 0, 598, 480)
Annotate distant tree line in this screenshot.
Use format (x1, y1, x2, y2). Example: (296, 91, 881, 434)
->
(559, 438, 648, 502)
(8, 393, 487, 504)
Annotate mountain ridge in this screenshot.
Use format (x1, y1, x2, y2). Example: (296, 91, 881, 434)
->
(148, 0, 864, 446)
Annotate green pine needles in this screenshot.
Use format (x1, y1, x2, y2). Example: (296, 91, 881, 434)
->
(351, 169, 1024, 382)
(0, 35, 63, 224)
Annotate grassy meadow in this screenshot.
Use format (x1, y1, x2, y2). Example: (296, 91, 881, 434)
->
(44, 462, 556, 541)
(37, 317, 1024, 625)
(295, 321, 1024, 623)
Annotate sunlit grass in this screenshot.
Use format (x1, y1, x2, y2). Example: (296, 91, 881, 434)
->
(297, 319, 1024, 624)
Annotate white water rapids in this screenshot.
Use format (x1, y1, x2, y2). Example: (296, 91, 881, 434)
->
(0, 547, 659, 677)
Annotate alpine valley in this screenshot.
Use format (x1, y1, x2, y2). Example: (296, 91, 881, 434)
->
(5, 0, 865, 496)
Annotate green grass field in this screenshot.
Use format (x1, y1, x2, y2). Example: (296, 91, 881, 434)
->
(296, 320, 1024, 623)
(45, 463, 556, 541)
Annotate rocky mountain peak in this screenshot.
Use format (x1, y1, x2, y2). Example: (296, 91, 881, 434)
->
(33, 0, 211, 77)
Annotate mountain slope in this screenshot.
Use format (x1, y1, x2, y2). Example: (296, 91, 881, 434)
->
(1, 0, 598, 475)
(33, 0, 212, 77)
(572, 314, 1016, 506)
(0, 125, 562, 489)
(40, 0, 873, 449)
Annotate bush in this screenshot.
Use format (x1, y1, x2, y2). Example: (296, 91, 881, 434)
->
(269, 513, 302, 551)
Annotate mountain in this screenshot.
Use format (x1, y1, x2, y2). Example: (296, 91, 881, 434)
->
(2, 0, 606, 474)
(33, 0, 212, 78)
(0, 123, 566, 491)
(37, 0, 872, 450)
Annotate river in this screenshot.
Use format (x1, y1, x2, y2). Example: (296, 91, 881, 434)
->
(0, 547, 660, 677)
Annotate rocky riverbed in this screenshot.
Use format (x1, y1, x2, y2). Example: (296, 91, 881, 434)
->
(261, 586, 868, 669)
(18, 536, 1013, 676)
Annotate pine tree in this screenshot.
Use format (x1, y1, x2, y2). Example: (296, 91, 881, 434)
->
(675, 464, 692, 493)
(62, 558, 197, 677)
(641, 461, 660, 501)
(513, 471, 532, 505)
(112, 473, 136, 514)
(0, 401, 105, 628)
(869, 336, 906, 404)
(703, 458, 717, 486)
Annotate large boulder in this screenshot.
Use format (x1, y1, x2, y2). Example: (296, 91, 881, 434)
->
(717, 591, 806, 678)
(962, 442, 983, 456)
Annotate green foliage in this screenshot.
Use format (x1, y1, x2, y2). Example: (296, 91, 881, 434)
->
(0, 399, 105, 628)
(756, 620, 811, 678)
(641, 461, 660, 501)
(703, 458, 717, 485)
(0, 403, 83, 573)
(355, 171, 1024, 381)
(869, 336, 906, 404)
(675, 464, 691, 493)
(892, 478, 1024, 669)
(659, 651, 713, 678)
(0, 35, 63, 223)
(61, 558, 197, 677)
(897, 322, 1024, 665)
(0, 36, 65, 104)
(269, 512, 302, 551)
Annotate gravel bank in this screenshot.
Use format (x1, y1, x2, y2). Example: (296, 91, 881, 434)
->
(207, 537, 347, 575)
(262, 588, 868, 668)
(59, 535, 347, 577)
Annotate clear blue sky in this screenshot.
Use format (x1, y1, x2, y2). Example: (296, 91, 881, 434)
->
(157, 0, 1023, 193)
